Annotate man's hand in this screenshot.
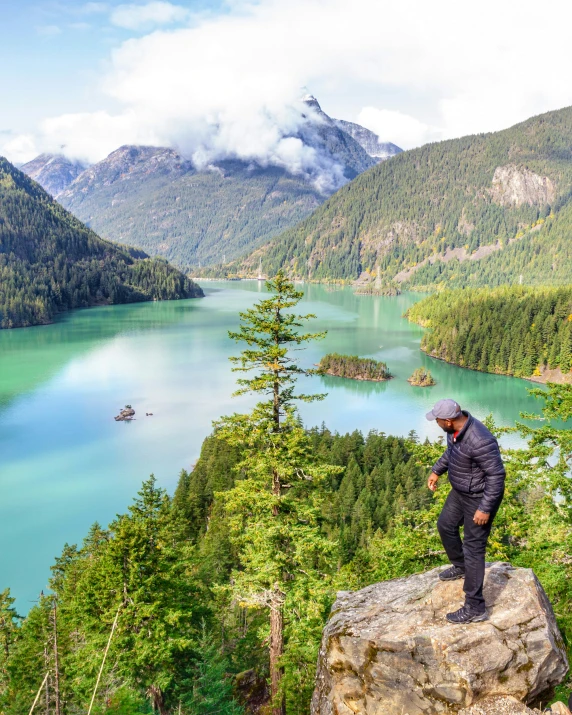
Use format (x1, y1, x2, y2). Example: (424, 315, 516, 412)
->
(428, 472, 439, 491)
(473, 510, 490, 526)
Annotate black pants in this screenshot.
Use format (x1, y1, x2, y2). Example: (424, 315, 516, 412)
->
(437, 488, 502, 611)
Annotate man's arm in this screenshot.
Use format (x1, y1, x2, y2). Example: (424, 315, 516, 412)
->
(428, 441, 451, 490)
(432, 440, 451, 477)
(473, 438, 505, 514)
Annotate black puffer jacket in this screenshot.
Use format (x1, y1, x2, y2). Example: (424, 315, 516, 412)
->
(432, 411, 505, 513)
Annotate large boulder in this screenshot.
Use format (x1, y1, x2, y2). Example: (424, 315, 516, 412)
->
(312, 563, 568, 715)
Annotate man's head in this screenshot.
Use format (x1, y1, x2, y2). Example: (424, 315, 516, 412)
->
(426, 399, 464, 433)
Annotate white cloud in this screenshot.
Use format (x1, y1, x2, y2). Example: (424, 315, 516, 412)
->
(3, 134, 38, 165)
(110, 2, 190, 30)
(5, 0, 572, 177)
(358, 108, 437, 150)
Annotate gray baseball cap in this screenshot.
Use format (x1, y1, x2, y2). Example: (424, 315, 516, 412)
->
(426, 399, 462, 421)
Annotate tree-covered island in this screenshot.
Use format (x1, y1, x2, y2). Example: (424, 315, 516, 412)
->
(318, 353, 392, 381)
(408, 367, 435, 386)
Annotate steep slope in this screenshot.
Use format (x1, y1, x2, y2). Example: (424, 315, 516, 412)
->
(20, 153, 86, 196)
(0, 157, 203, 329)
(333, 119, 402, 161)
(23, 98, 398, 270)
(57, 147, 325, 268)
(236, 106, 572, 285)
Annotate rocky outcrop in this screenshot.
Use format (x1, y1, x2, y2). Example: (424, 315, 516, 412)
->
(333, 119, 402, 161)
(490, 165, 556, 207)
(312, 563, 568, 715)
(20, 153, 86, 196)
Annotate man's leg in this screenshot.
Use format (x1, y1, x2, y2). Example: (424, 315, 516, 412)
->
(461, 494, 496, 612)
(437, 489, 465, 570)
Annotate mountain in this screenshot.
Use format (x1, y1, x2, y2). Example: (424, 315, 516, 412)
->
(55, 146, 326, 269)
(20, 153, 86, 196)
(333, 119, 402, 161)
(22, 98, 399, 269)
(0, 157, 203, 329)
(234, 105, 572, 286)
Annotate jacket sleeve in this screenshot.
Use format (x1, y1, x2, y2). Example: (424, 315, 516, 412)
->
(432, 440, 451, 476)
(473, 438, 506, 513)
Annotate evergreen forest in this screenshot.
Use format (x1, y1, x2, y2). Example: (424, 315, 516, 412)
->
(407, 286, 572, 380)
(1, 276, 571, 715)
(0, 158, 203, 329)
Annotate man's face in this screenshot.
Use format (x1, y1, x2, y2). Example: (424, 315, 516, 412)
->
(436, 418, 455, 434)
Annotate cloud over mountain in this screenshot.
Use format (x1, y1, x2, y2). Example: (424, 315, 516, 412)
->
(4, 0, 572, 176)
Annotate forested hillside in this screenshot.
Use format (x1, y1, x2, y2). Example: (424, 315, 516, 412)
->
(231, 106, 572, 286)
(407, 286, 572, 381)
(0, 157, 203, 329)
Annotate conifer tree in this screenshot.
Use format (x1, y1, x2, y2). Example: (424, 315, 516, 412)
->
(181, 626, 243, 715)
(216, 272, 339, 715)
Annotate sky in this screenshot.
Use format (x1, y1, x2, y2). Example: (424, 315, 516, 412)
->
(2, 0, 572, 167)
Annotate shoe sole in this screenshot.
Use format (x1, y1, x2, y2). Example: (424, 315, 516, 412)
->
(446, 612, 488, 624)
(439, 573, 465, 581)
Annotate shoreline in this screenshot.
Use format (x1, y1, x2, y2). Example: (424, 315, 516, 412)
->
(420, 348, 572, 386)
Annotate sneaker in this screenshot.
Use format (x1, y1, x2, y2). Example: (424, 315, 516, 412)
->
(439, 566, 466, 582)
(446, 606, 488, 624)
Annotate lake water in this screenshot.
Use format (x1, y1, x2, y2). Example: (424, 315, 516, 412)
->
(0, 281, 544, 609)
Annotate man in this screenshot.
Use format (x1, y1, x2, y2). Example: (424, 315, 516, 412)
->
(426, 399, 505, 624)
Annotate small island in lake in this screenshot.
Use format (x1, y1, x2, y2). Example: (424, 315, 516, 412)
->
(318, 353, 392, 381)
(115, 405, 135, 421)
(408, 367, 435, 387)
(354, 281, 401, 297)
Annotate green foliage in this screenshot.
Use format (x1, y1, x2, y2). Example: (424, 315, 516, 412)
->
(227, 271, 326, 409)
(231, 106, 572, 286)
(318, 352, 391, 381)
(0, 157, 203, 329)
(408, 367, 435, 386)
(407, 285, 572, 378)
(180, 625, 244, 715)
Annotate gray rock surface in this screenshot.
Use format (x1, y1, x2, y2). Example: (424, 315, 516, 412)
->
(334, 118, 403, 161)
(459, 695, 539, 714)
(312, 563, 568, 715)
(490, 165, 555, 207)
(20, 153, 86, 196)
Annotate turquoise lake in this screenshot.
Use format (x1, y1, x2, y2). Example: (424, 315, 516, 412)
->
(0, 281, 544, 609)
